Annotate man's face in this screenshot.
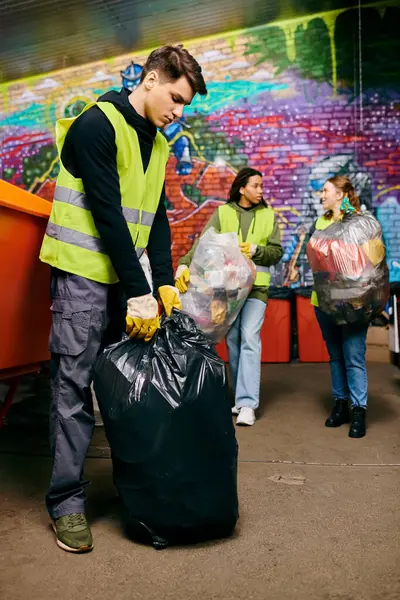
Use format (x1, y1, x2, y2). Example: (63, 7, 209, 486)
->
(144, 71, 194, 128)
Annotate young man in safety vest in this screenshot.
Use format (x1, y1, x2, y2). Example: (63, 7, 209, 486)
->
(39, 45, 207, 553)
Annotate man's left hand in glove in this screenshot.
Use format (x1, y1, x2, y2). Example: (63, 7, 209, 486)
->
(158, 285, 182, 317)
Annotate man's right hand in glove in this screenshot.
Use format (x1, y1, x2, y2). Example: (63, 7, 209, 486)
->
(126, 294, 160, 342)
(175, 265, 190, 294)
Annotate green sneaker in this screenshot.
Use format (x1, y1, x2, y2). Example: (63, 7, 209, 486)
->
(52, 513, 93, 553)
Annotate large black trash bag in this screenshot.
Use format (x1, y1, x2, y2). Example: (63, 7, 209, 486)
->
(93, 310, 239, 549)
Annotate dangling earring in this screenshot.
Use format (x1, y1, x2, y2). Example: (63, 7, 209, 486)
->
(340, 196, 355, 213)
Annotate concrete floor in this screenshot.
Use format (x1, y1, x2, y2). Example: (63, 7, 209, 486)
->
(1, 362, 400, 600)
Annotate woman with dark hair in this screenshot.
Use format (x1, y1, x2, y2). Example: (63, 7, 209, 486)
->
(309, 175, 379, 438)
(175, 167, 283, 426)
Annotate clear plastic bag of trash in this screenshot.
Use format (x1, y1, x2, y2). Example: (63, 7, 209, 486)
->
(181, 227, 256, 343)
(93, 310, 239, 549)
(306, 212, 389, 325)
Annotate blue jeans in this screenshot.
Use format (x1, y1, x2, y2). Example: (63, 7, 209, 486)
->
(315, 308, 369, 408)
(226, 298, 266, 410)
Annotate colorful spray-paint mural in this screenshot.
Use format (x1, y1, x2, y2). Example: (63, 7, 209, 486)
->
(1, 2, 400, 284)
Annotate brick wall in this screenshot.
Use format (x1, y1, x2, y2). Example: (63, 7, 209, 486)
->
(1, 2, 399, 284)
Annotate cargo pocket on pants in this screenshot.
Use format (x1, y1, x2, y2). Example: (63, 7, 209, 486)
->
(49, 300, 92, 356)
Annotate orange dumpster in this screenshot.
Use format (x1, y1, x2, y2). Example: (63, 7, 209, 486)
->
(0, 180, 52, 372)
(295, 289, 329, 363)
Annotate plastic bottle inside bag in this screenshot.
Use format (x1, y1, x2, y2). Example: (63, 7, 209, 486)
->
(181, 228, 256, 343)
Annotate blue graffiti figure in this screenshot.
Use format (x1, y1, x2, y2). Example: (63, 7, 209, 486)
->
(163, 119, 193, 175)
(120, 61, 193, 175)
(120, 62, 143, 90)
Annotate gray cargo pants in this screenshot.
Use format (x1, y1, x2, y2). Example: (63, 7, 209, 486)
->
(46, 269, 125, 519)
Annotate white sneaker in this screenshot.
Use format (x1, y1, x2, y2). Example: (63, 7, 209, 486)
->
(236, 407, 256, 426)
(231, 406, 239, 416)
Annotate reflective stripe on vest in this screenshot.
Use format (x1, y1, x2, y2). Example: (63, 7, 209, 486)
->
(256, 265, 270, 275)
(53, 185, 155, 229)
(218, 204, 275, 287)
(40, 101, 169, 284)
(45, 220, 145, 259)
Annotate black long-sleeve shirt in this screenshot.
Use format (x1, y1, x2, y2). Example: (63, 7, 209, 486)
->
(60, 87, 174, 299)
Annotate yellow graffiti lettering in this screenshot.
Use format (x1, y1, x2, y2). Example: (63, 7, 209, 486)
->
(375, 185, 400, 199)
(28, 156, 59, 193)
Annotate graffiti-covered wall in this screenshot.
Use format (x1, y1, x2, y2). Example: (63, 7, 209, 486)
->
(1, 2, 400, 285)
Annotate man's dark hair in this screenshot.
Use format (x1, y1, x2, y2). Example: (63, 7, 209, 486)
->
(140, 45, 207, 96)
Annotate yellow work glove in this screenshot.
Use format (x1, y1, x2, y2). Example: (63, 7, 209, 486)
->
(126, 316, 160, 342)
(158, 285, 182, 317)
(211, 299, 227, 325)
(174, 265, 191, 294)
(240, 242, 257, 259)
(126, 294, 160, 342)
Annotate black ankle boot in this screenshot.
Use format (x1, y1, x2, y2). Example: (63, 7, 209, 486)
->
(325, 399, 350, 428)
(349, 406, 366, 438)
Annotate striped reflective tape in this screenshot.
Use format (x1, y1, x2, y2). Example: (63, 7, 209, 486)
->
(54, 186, 155, 226)
(46, 221, 145, 258)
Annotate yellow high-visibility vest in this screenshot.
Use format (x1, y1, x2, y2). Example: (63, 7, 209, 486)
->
(218, 203, 275, 287)
(40, 101, 169, 284)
